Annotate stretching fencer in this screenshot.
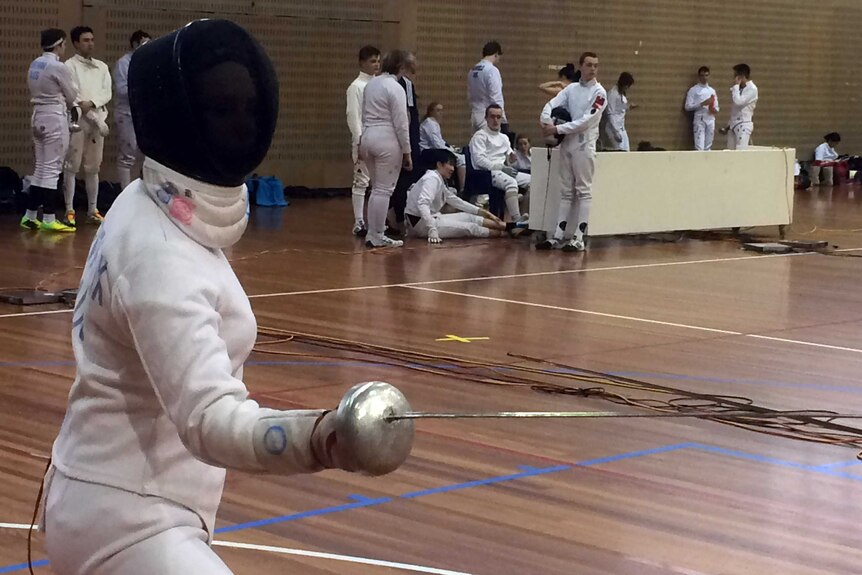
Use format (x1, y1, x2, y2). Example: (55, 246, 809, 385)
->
(23, 28, 77, 232)
(539, 51, 607, 252)
(42, 21, 404, 575)
(684, 66, 719, 151)
(359, 49, 413, 248)
(725, 63, 758, 150)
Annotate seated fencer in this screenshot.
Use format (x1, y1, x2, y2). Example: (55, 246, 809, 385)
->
(469, 104, 530, 223)
(41, 20, 405, 575)
(405, 148, 513, 243)
(419, 101, 466, 193)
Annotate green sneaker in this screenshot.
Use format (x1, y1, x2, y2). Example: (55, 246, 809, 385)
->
(20, 216, 41, 230)
(39, 219, 76, 233)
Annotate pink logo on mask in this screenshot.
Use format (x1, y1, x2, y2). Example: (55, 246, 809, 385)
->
(169, 196, 195, 225)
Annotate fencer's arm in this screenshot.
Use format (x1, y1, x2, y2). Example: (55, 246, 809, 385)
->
(488, 66, 507, 122)
(56, 66, 78, 107)
(390, 84, 411, 154)
(428, 121, 448, 150)
(91, 63, 113, 108)
(540, 89, 569, 124)
(444, 187, 480, 215)
(113, 249, 326, 475)
(414, 179, 438, 231)
(114, 58, 129, 99)
(469, 132, 503, 171)
(730, 83, 757, 107)
(555, 89, 608, 135)
(346, 84, 363, 147)
(712, 89, 720, 112)
(684, 87, 702, 112)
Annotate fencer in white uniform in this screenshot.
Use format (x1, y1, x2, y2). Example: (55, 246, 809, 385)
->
(469, 104, 529, 222)
(405, 148, 506, 242)
(684, 66, 719, 151)
(22, 29, 78, 232)
(113, 30, 150, 191)
(63, 26, 112, 226)
(346, 45, 380, 236)
(359, 49, 412, 248)
(603, 72, 635, 152)
(726, 63, 758, 150)
(539, 52, 607, 252)
(42, 21, 407, 575)
(811, 132, 842, 186)
(467, 41, 506, 132)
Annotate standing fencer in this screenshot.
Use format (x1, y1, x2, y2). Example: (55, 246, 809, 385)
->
(725, 63, 758, 150)
(469, 104, 529, 223)
(359, 49, 413, 248)
(405, 148, 508, 243)
(114, 29, 151, 191)
(539, 51, 607, 252)
(684, 66, 719, 151)
(467, 41, 507, 133)
(43, 20, 406, 575)
(22, 29, 77, 232)
(346, 45, 380, 237)
(63, 26, 112, 226)
(604, 72, 635, 152)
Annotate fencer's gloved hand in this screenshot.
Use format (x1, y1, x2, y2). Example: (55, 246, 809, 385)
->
(428, 228, 442, 244)
(501, 166, 518, 178)
(310, 410, 361, 472)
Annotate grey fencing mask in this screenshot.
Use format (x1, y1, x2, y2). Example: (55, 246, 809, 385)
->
(129, 19, 278, 187)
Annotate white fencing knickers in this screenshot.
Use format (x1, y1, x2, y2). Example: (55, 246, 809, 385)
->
(490, 170, 530, 219)
(64, 118, 105, 213)
(115, 110, 139, 190)
(351, 145, 370, 223)
(693, 115, 716, 151)
(31, 107, 70, 189)
(43, 468, 232, 575)
(408, 212, 490, 239)
(360, 125, 403, 241)
(727, 122, 753, 150)
(553, 134, 597, 242)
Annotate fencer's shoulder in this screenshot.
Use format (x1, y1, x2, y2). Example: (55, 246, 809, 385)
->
(593, 81, 607, 95)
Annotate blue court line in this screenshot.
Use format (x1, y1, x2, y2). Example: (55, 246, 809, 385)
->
(4, 440, 862, 573)
(2, 357, 860, 395)
(812, 460, 862, 471)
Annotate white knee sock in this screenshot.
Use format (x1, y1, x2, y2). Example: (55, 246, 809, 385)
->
(63, 171, 76, 212)
(351, 193, 366, 224)
(85, 173, 99, 214)
(25, 209, 38, 221)
(505, 190, 521, 220)
(367, 194, 389, 241)
(573, 197, 592, 241)
(553, 198, 573, 241)
(118, 166, 132, 191)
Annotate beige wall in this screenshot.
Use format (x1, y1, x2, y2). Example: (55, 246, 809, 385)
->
(1, 0, 859, 188)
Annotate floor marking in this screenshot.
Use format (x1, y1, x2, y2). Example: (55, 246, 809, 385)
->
(405, 286, 862, 355)
(435, 334, 490, 343)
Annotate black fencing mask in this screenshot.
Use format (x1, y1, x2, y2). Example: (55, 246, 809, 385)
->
(544, 106, 571, 147)
(129, 19, 278, 187)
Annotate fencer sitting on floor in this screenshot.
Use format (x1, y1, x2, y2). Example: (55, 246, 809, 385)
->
(41, 20, 405, 575)
(405, 148, 508, 242)
(469, 104, 530, 223)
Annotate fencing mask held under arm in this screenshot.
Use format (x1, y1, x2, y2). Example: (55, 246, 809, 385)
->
(544, 106, 571, 147)
(128, 19, 278, 187)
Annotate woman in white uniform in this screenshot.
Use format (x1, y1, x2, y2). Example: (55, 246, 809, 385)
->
(604, 72, 635, 152)
(359, 49, 413, 248)
(42, 20, 404, 575)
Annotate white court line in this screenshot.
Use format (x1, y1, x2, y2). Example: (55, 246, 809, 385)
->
(405, 286, 862, 355)
(211, 541, 473, 575)
(0, 524, 472, 575)
(2, 247, 861, 320)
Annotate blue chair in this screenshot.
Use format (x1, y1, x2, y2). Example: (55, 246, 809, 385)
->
(463, 145, 504, 218)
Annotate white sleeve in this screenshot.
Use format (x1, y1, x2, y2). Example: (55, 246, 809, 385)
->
(731, 84, 757, 107)
(390, 83, 411, 154)
(92, 63, 112, 108)
(540, 88, 569, 124)
(684, 86, 700, 112)
(444, 187, 480, 215)
(55, 65, 78, 107)
(346, 84, 363, 147)
(556, 88, 608, 135)
(113, 249, 323, 474)
(114, 57, 130, 99)
(487, 66, 506, 121)
(412, 176, 438, 231)
(470, 132, 503, 171)
(427, 120, 447, 149)
(712, 88, 719, 112)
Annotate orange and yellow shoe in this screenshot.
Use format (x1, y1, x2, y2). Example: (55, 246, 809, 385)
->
(87, 211, 104, 225)
(19, 216, 41, 230)
(62, 210, 76, 228)
(39, 219, 76, 233)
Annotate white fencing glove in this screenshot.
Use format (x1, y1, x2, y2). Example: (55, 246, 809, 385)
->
(428, 227, 442, 244)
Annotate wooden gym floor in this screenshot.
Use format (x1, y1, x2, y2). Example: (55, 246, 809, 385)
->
(2, 183, 862, 574)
